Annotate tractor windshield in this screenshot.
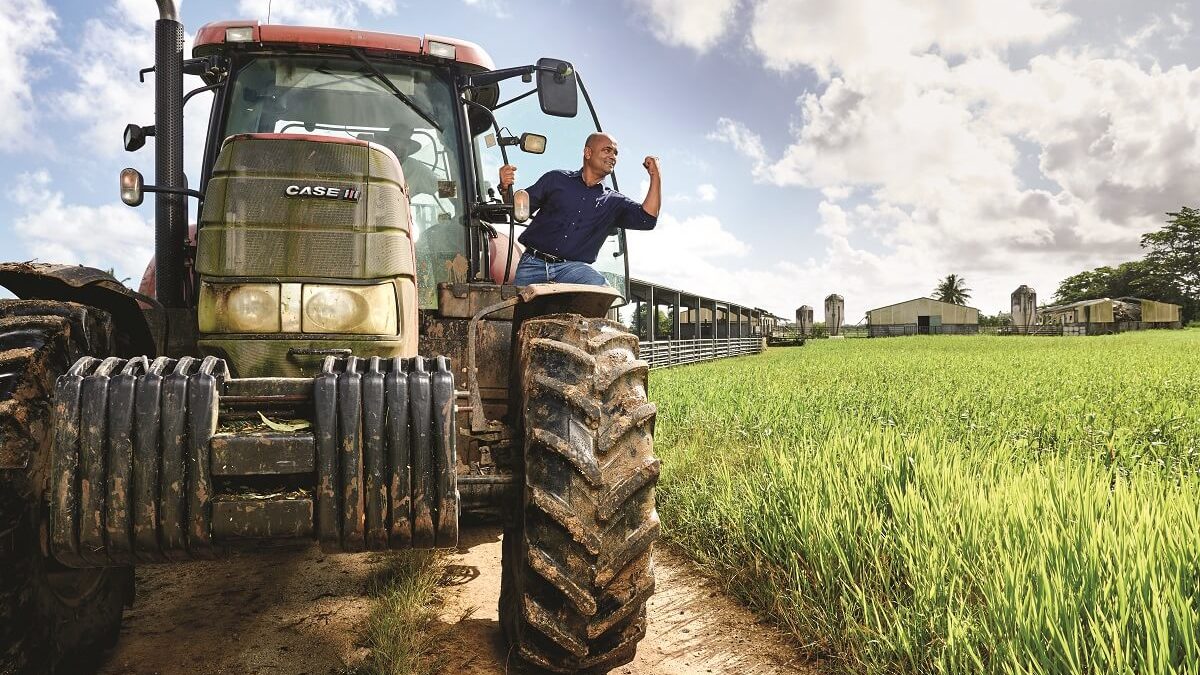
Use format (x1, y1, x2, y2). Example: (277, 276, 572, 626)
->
(222, 55, 467, 306)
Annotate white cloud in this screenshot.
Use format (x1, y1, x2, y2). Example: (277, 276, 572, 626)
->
(360, 0, 398, 13)
(237, 0, 396, 26)
(618, 210, 912, 319)
(668, 183, 720, 203)
(631, 212, 748, 260)
(1124, 17, 1167, 51)
(628, 0, 740, 52)
(749, 0, 1074, 77)
(461, 0, 507, 17)
(626, 204, 903, 319)
(114, 0, 169, 27)
(632, 198, 1086, 320)
(1123, 9, 1193, 53)
(53, 2, 212, 191)
(56, 17, 159, 158)
(801, 200, 1084, 319)
(627, 211, 751, 301)
(693, 0, 1200, 316)
(0, 0, 57, 150)
(707, 118, 768, 172)
(10, 171, 154, 283)
(821, 185, 851, 201)
(1169, 9, 1193, 38)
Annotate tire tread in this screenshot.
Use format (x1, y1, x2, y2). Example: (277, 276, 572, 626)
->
(501, 314, 659, 674)
(0, 300, 130, 674)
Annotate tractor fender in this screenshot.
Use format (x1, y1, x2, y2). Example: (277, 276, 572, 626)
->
(512, 282, 621, 322)
(0, 263, 158, 357)
(459, 283, 623, 433)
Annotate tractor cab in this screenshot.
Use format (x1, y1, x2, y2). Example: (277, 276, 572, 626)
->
(120, 20, 632, 378)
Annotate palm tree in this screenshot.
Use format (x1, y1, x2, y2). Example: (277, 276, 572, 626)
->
(933, 274, 972, 305)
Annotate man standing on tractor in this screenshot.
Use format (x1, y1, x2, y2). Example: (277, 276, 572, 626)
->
(498, 132, 661, 286)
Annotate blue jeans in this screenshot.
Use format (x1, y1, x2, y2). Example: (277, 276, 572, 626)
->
(513, 252, 608, 286)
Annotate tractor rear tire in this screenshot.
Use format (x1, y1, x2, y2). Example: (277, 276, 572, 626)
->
(501, 315, 660, 674)
(1, 300, 133, 674)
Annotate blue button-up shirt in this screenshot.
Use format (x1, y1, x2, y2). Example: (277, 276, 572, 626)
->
(519, 170, 657, 263)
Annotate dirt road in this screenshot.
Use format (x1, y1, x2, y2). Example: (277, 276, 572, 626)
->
(96, 526, 814, 674)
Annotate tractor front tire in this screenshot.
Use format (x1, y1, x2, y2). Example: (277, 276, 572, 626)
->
(1, 300, 133, 674)
(501, 315, 660, 673)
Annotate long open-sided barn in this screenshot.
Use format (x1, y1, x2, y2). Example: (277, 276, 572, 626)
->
(867, 297, 979, 337)
(1042, 297, 1182, 334)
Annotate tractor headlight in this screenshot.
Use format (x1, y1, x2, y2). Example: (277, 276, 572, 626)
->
(302, 283, 397, 334)
(225, 26, 255, 43)
(199, 283, 281, 333)
(199, 281, 398, 335)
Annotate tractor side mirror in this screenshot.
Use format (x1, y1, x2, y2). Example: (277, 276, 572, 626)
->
(536, 58, 577, 118)
(124, 123, 155, 152)
(120, 168, 144, 207)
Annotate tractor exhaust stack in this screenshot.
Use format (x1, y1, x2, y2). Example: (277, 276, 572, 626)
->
(154, 0, 186, 307)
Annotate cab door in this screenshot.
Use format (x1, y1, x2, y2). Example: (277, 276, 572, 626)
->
(471, 73, 630, 299)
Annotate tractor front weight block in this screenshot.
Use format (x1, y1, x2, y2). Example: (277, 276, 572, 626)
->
(50, 354, 458, 567)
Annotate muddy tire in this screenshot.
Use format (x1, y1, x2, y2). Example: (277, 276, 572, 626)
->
(500, 315, 660, 674)
(0, 300, 133, 674)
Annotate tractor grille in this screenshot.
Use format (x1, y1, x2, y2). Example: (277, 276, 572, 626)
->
(214, 135, 404, 183)
(196, 227, 413, 279)
(198, 135, 413, 280)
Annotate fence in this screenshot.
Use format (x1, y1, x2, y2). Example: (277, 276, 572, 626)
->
(638, 337, 764, 369)
(766, 325, 870, 340)
(867, 324, 980, 337)
(767, 328, 806, 346)
(986, 325, 1064, 336)
(987, 321, 1184, 337)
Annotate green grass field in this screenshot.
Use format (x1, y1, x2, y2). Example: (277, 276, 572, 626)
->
(650, 330, 1200, 675)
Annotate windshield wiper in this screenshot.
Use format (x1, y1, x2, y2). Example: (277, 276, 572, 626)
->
(348, 48, 441, 132)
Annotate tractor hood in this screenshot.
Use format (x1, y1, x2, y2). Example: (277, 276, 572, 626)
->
(196, 134, 416, 280)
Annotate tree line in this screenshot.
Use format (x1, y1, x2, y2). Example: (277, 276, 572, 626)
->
(1054, 207, 1198, 323)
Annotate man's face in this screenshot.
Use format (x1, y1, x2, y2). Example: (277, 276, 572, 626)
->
(584, 135, 618, 177)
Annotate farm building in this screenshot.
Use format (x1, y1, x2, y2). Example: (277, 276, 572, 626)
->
(1042, 297, 1182, 334)
(867, 297, 979, 337)
(757, 310, 784, 336)
(1137, 298, 1183, 325)
(825, 294, 845, 336)
(1043, 298, 1112, 327)
(796, 305, 813, 334)
(1011, 285, 1038, 332)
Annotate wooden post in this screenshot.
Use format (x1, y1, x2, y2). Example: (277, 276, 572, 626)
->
(674, 292, 682, 339)
(647, 284, 655, 344)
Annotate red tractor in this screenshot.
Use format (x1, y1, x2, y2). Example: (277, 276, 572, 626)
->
(0, 2, 658, 672)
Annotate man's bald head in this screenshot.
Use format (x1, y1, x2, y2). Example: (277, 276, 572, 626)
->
(581, 133, 619, 184)
(585, 132, 616, 150)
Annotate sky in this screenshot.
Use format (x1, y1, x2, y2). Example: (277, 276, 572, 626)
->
(1, 0, 1197, 323)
